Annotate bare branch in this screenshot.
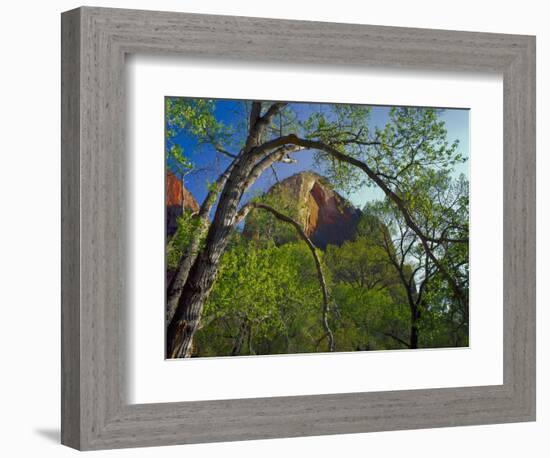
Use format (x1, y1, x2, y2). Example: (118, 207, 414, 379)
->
(381, 331, 411, 349)
(213, 143, 238, 159)
(270, 165, 280, 183)
(236, 202, 335, 352)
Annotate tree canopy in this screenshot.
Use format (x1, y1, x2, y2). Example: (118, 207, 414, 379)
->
(164, 98, 469, 357)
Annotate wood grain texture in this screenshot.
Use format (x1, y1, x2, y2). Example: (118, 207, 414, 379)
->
(61, 7, 81, 449)
(61, 6, 536, 450)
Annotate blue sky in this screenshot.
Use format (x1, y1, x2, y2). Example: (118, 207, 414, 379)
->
(167, 99, 469, 210)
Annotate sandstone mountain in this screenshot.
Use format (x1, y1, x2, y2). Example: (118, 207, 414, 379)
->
(244, 171, 362, 249)
(166, 170, 199, 238)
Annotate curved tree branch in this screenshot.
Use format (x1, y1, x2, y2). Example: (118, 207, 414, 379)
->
(279, 135, 468, 308)
(261, 102, 288, 123)
(243, 145, 304, 191)
(253, 134, 467, 246)
(381, 331, 411, 349)
(236, 202, 335, 352)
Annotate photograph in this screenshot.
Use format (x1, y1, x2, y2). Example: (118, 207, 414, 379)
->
(0, 1, 540, 455)
(165, 98, 470, 358)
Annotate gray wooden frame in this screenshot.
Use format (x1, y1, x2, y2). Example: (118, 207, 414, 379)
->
(61, 6, 536, 451)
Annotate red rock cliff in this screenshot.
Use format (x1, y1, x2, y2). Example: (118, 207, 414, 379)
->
(166, 171, 199, 212)
(166, 171, 199, 237)
(245, 171, 361, 249)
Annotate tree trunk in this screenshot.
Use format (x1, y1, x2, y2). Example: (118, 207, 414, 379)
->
(166, 102, 290, 358)
(410, 312, 419, 349)
(166, 167, 249, 357)
(166, 161, 235, 323)
(231, 319, 248, 356)
(165, 222, 206, 323)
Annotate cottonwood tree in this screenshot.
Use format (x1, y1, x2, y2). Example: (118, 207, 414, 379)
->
(165, 100, 467, 357)
(195, 237, 330, 356)
(373, 204, 436, 349)
(368, 169, 469, 348)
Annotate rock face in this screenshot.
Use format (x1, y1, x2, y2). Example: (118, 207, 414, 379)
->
(246, 171, 361, 249)
(166, 171, 199, 237)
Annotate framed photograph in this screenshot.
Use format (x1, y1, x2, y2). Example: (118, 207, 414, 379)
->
(163, 97, 470, 360)
(61, 6, 536, 450)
